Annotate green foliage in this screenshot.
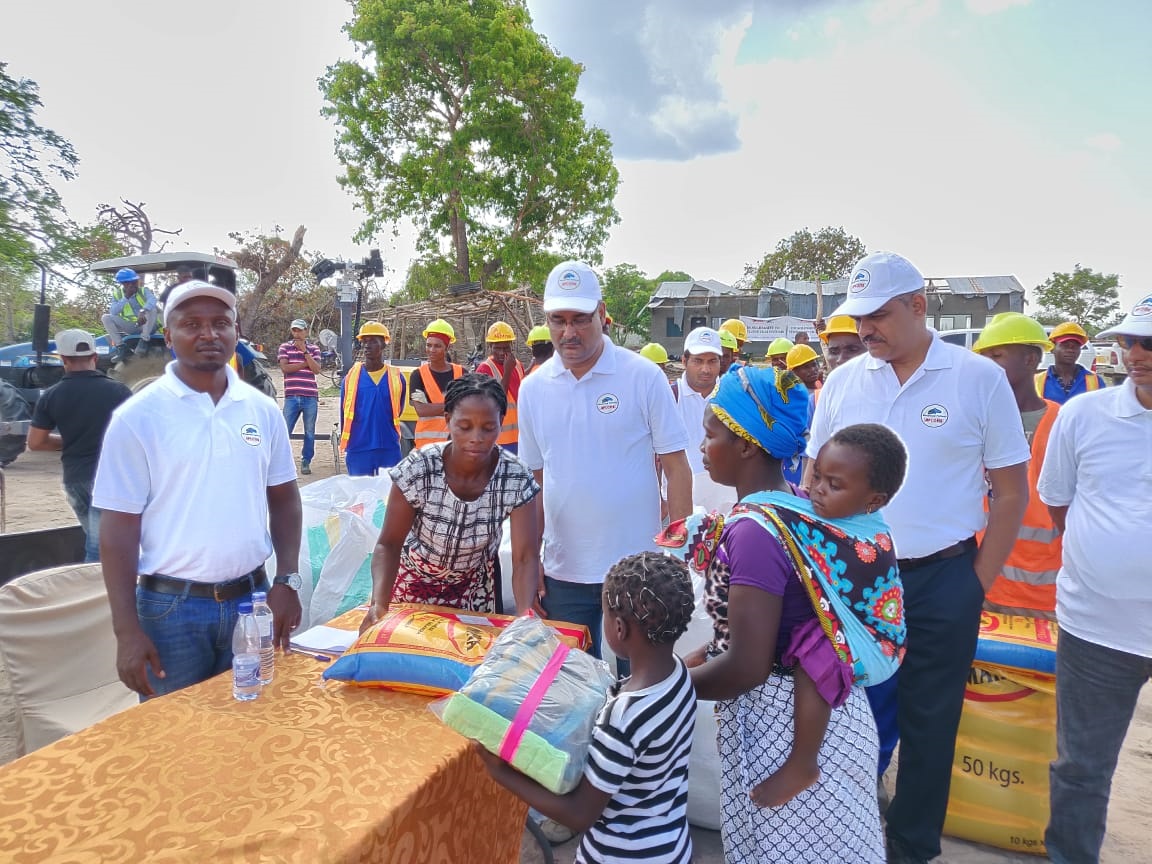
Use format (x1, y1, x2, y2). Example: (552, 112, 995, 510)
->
(745, 226, 866, 290)
(1034, 264, 1121, 336)
(321, 0, 620, 286)
(601, 264, 693, 338)
(0, 63, 79, 268)
(222, 226, 319, 347)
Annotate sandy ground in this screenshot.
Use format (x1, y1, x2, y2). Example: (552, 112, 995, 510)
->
(1, 368, 1148, 862)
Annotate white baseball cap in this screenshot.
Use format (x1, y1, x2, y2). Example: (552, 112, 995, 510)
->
(165, 279, 237, 313)
(832, 251, 925, 317)
(290, 318, 308, 330)
(683, 326, 723, 357)
(55, 329, 97, 356)
(1097, 293, 1152, 339)
(543, 261, 602, 314)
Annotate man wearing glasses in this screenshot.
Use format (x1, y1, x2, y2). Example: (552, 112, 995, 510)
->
(1037, 296, 1152, 864)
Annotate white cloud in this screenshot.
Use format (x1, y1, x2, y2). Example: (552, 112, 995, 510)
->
(1085, 133, 1123, 153)
(965, 0, 1031, 15)
(868, 0, 941, 26)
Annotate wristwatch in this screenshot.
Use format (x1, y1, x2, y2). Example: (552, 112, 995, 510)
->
(273, 572, 303, 591)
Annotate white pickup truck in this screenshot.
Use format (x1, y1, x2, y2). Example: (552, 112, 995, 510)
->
(1092, 342, 1128, 382)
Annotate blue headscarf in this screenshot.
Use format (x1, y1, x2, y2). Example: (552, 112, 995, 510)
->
(709, 365, 809, 461)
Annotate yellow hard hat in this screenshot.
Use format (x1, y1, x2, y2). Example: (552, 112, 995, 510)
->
(819, 315, 858, 341)
(357, 321, 390, 341)
(718, 329, 739, 350)
(639, 343, 669, 364)
(786, 344, 820, 370)
(719, 319, 748, 342)
(486, 320, 516, 343)
(973, 312, 1053, 353)
(525, 324, 551, 346)
(767, 337, 794, 357)
(1048, 321, 1089, 345)
(421, 318, 456, 344)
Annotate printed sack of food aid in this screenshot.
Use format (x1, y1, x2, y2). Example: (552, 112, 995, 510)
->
(323, 604, 590, 697)
(431, 615, 615, 794)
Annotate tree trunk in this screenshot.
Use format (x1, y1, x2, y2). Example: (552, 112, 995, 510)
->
(448, 193, 470, 282)
(814, 275, 824, 328)
(238, 225, 307, 335)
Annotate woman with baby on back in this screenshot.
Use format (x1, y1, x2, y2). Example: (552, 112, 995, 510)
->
(660, 364, 908, 863)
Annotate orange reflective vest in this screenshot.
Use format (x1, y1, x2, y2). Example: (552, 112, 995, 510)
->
(476, 357, 523, 446)
(413, 363, 463, 449)
(1034, 369, 1100, 397)
(339, 361, 403, 452)
(980, 401, 1061, 615)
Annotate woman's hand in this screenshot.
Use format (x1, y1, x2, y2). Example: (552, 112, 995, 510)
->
(681, 644, 709, 669)
(359, 601, 387, 634)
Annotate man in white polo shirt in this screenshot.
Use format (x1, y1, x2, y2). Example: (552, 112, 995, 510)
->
(672, 326, 722, 474)
(808, 251, 1029, 864)
(95, 279, 304, 699)
(518, 260, 693, 660)
(1038, 298, 1152, 864)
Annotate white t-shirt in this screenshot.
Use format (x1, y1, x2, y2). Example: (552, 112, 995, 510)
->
(671, 375, 708, 475)
(93, 362, 297, 583)
(808, 330, 1030, 559)
(1037, 380, 1152, 657)
(518, 340, 690, 584)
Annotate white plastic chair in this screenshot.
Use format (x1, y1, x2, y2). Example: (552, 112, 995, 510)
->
(0, 563, 137, 759)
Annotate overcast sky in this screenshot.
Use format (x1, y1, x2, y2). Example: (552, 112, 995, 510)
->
(3, 0, 1149, 309)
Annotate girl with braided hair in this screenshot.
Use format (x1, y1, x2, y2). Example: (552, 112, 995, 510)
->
(360, 374, 541, 631)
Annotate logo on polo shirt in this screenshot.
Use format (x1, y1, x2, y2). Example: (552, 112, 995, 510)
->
(558, 269, 581, 291)
(596, 393, 620, 414)
(1132, 295, 1152, 317)
(850, 269, 870, 294)
(920, 404, 948, 427)
(240, 423, 262, 446)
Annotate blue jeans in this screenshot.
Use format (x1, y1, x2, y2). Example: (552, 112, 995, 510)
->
(542, 575, 604, 660)
(1046, 630, 1151, 863)
(63, 479, 100, 563)
(283, 395, 318, 463)
(136, 576, 268, 699)
(885, 547, 984, 863)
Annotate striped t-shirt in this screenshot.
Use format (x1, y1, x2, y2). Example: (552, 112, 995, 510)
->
(277, 341, 321, 397)
(576, 658, 695, 864)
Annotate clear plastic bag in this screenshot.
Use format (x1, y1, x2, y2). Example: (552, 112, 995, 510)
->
(430, 615, 614, 794)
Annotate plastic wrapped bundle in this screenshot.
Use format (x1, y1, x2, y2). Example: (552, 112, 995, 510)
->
(432, 615, 614, 794)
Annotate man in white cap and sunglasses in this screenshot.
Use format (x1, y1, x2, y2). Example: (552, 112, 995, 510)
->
(807, 251, 1030, 864)
(94, 280, 304, 699)
(1037, 295, 1152, 864)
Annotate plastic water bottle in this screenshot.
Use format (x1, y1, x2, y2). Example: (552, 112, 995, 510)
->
(232, 602, 262, 701)
(250, 591, 275, 685)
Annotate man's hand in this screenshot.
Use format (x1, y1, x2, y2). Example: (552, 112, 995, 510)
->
(294, 337, 307, 351)
(116, 628, 163, 696)
(267, 584, 302, 650)
(974, 560, 998, 594)
(137, 315, 147, 326)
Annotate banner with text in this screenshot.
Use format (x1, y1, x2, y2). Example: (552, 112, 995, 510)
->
(739, 315, 816, 342)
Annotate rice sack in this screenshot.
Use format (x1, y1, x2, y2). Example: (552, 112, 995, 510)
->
(322, 604, 590, 696)
(431, 615, 615, 794)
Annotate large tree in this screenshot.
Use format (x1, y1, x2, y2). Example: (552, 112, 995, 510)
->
(1033, 264, 1121, 336)
(96, 199, 182, 254)
(0, 63, 78, 268)
(745, 226, 867, 321)
(223, 226, 314, 345)
(321, 0, 619, 286)
(601, 265, 692, 338)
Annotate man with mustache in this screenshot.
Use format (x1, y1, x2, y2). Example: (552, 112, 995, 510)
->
(807, 251, 1030, 864)
(94, 280, 303, 698)
(1038, 297, 1152, 864)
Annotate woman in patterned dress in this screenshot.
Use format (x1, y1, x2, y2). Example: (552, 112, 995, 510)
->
(360, 374, 541, 630)
(676, 366, 888, 864)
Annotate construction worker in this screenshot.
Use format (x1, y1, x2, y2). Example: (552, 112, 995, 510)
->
(339, 321, 405, 476)
(766, 337, 794, 369)
(475, 320, 524, 454)
(973, 313, 1061, 619)
(820, 314, 866, 371)
(410, 318, 464, 449)
(718, 328, 739, 374)
(602, 313, 613, 337)
(101, 268, 159, 355)
(718, 318, 748, 353)
(639, 342, 670, 368)
(786, 343, 823, 392)
(524, 324, 553, 375)
(1037, 321, 1105, 404)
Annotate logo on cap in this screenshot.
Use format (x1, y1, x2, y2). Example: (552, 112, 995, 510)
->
(1132, 295, 1152, 318)
(850, 269, 870, 294)
(596, 393, 620, 414)
(240, 424, 262, 446)
(920, 404, 948, 428)
(558, 270, 581, 291)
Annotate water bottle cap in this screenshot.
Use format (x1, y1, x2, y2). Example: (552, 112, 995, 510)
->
(251, 591, 267, 602)
(238, 602, 254, 614)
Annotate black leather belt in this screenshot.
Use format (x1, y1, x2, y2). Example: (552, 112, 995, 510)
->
(138, 567, 267, 602)
(897, 536, 977, 571)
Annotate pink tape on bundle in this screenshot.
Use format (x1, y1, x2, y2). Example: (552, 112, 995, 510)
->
(498, 642, 571, 762)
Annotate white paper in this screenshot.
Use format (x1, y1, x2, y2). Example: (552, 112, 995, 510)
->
(289, 624, 358, 655)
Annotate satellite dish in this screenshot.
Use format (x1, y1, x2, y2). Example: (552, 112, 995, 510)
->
(318, 329, 338, 349)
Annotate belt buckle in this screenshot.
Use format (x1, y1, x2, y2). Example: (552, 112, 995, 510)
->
(213, 582, 228, 603)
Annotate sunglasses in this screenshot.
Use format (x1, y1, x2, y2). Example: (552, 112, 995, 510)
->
(1116, 334, 1152, 352)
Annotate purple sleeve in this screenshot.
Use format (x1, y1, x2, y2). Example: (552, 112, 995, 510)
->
(724, 519, 792, 595)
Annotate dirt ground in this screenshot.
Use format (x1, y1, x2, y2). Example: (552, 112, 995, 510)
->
(1, 369, 1148, 862)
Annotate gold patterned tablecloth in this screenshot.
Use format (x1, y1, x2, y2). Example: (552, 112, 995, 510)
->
(0, 610, 528, 863)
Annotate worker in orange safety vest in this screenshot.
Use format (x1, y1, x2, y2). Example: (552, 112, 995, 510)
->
(411, 318, 464, 449)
